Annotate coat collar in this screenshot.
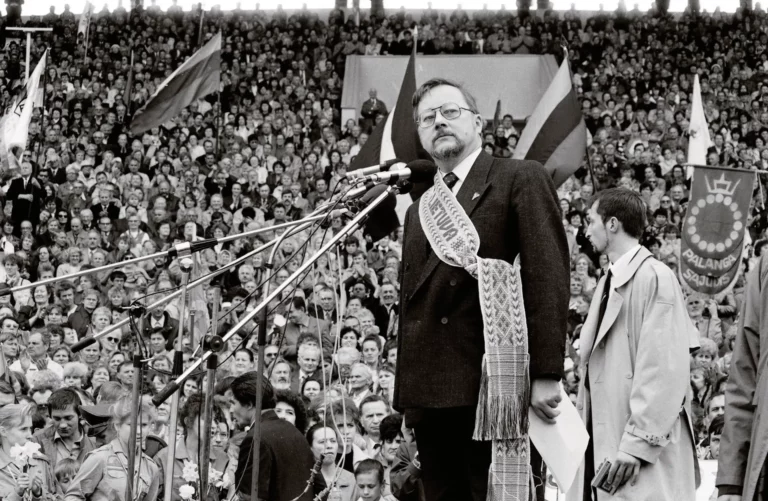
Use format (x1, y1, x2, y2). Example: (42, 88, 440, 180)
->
(411, 152, 493, 297)
(583, 246, 653, 362)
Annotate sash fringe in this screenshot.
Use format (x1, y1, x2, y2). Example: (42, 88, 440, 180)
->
(474, 381, 531, 441)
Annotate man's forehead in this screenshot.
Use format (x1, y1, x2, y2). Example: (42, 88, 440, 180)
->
(418, 85, 468, 113)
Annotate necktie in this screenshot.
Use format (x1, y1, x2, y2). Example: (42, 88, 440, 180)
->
(585, 270, 611, 392)
(596, 270, 612, 330)
(443, 172, 459, 190)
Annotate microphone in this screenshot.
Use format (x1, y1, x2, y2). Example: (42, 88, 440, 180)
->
(344, 158, 403, 179)
(357, 159, 437, 185)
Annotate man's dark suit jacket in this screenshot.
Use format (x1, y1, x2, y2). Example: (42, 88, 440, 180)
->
(235, 409, 323, 501)
(393, 153, 570, 414)
(90, 202, 120, 221)
(141, 311, 181, 351)
(6, 176, 44, 229)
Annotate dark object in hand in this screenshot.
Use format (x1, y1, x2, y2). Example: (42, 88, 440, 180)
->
(592, 460, 620, 495)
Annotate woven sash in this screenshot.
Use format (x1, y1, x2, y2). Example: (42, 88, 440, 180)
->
(419, 171, 532, 501)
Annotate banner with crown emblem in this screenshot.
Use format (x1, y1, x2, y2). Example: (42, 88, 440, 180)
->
(680, 166, 755, 295)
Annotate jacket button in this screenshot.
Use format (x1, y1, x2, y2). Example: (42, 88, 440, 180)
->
(450, 279, 457, 286)
(598, 341, 605, 349)
(441, 317, 448, 324)
(405, 263, 411, 270)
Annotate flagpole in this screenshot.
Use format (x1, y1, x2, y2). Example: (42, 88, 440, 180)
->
(34, 49, 48, 163)
(684, 163, 768, 175)
(126, 49, 134, 116)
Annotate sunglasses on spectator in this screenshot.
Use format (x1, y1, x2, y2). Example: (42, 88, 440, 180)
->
(106, 337, 119, 343)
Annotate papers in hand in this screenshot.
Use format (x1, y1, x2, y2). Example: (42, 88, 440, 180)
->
(529, 386, 589, 493)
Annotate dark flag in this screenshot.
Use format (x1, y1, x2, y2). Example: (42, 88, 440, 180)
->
(680, 166, 754, 295)
(349, 33, 431, 230)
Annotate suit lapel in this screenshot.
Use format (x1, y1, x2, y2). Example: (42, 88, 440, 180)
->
(411, 152, 493, 297)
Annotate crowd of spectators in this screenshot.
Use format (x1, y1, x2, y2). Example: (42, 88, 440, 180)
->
(0, 0, 766, 499)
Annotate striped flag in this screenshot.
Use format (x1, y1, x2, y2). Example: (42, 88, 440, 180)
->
(512, 57, 587, 187)
(349, 39, 431, 227)
(130, 33, 221, 136)
(687, 74, 712, 177)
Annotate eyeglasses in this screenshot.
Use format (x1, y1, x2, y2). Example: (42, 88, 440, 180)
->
(106, 337, 119, 343)
(416, 102, 476, 128)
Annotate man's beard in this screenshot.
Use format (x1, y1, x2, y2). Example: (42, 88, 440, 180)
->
(432, 135, 465, 161)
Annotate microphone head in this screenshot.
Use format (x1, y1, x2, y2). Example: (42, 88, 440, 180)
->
(405, 160, 438, 183)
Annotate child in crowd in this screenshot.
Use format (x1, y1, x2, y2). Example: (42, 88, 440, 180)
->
(354, 459, 395, 501)
(54, 457, 80, 493)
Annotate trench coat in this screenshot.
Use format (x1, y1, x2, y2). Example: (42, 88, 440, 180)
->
(717, 252, 768, 500)
(567, 246, 698, 501)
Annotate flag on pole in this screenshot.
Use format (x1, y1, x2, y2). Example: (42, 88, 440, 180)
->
(78, 2, 94, 41)
(197, 9, 205, 49)
(687, 74, 712, 177)
(680, 166, 753, 295)
(125, 50, 134, 113)
(492, 99, 502, 132)
(349, 32, 431, 228)
(0, 50, 46, 161)
(512, 57, 587, 187)
(130, 33, 221, 136)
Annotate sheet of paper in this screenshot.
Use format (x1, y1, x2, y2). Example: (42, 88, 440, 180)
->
(529, 386, 589, 494)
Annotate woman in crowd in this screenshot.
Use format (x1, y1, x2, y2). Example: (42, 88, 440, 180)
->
(306, 423, 359, 501)
(56, 247, 83, 277)
(274, 389, 309, 433)
(18, 285, 54, 331)
(156, 394, 228, 501)
(0, 403, 55, 501)
(348, 363, 374, 408)
(571, 253, 597, 294)
(64, 396, 160, 501)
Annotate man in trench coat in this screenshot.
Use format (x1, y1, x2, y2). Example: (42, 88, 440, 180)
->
(567, 188, 697, 501)
(717, 252, 768, 501)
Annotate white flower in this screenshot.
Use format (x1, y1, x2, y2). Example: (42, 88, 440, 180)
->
(178, 484, 196, 500)
(221, 472, 232, 489)
(209, 468, 223, 488)
(10, 442, 41, 467)
(181, 460, 199, 483)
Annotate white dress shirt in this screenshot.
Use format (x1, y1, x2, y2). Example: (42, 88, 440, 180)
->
(440, 146, 482, 195)
(605, 245, 642, 300)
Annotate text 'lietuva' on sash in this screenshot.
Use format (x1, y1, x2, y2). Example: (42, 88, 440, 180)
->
(419, 172, 532, 501)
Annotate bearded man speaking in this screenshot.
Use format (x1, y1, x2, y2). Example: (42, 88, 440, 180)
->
(393, 78, 570, 501)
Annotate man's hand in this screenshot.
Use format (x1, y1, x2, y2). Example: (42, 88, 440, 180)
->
(530, 378, 561, 424)
(606, 451, 641, 489)
(718, 497, 742, 501)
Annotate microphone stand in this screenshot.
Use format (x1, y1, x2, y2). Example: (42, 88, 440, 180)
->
(199, 287, 222, 497)
(164, 259, 192, 501)
(70, 212, 338, 353)
(149, 186, 398, 501)
(125, 309, 144, 501)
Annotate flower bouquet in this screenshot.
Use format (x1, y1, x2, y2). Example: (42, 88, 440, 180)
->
(10, 442, 42, 473)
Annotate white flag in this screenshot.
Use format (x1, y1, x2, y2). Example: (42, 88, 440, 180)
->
(8, 50, 46, 152)
(78, 2, 93, 41)
(687, 74, 712, 177)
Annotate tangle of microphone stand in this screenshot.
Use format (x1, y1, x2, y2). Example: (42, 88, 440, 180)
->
(228, 181, 356, 498)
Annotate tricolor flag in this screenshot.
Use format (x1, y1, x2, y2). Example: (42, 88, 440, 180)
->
(349, 34, 431, 228)
(130, 33, 221, 136)
(687, 74, 712, 178)
(512, 57, 587, 187)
